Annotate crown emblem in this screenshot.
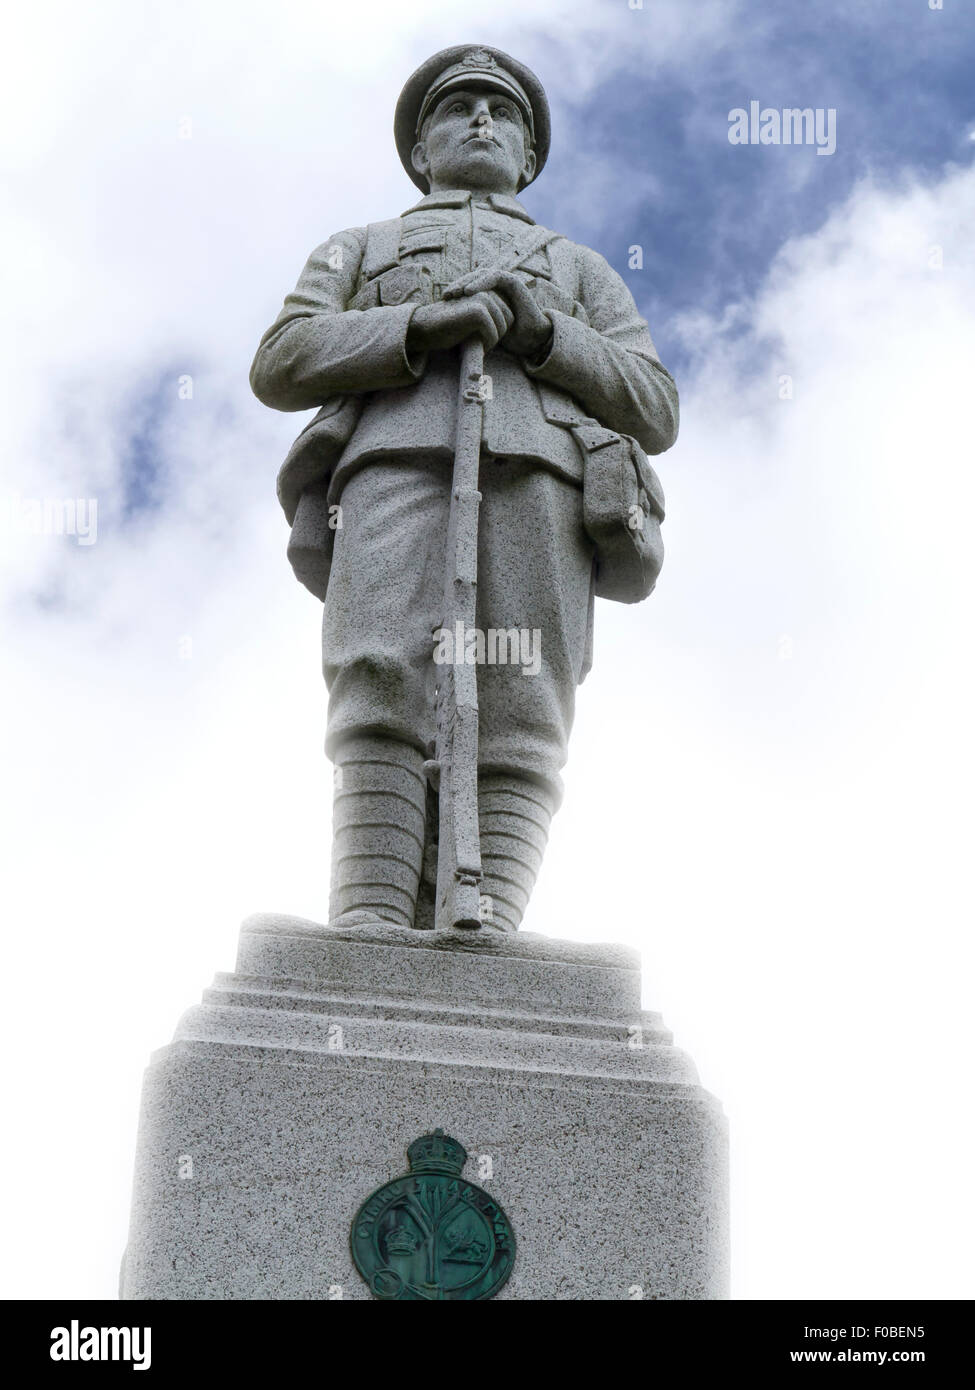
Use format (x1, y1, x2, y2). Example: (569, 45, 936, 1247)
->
(406, 1128, 468, 1176)
(385, 1227, 420, 1256)
(464, 49, 498, 70)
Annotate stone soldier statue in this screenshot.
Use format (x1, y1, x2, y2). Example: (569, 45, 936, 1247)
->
(250, 45, 679, 934)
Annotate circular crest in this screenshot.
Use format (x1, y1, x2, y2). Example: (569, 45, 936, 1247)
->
(350, 1130, 516, 1301)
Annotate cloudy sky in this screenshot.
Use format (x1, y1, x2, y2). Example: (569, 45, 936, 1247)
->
(3, 0, 974, 1300)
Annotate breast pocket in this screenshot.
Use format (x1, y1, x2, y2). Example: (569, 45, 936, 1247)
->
(399, 227, 448, 258)
(376, 263, 434, 306)
(398, 227, 449, 300)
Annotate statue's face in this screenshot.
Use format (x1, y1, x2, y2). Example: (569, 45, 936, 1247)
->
(412, 87, 536, 194)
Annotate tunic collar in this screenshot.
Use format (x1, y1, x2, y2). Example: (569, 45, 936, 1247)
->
(401, 189, 536, 223)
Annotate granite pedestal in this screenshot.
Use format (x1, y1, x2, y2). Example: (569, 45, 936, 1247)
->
(120, 912, 728, 1300)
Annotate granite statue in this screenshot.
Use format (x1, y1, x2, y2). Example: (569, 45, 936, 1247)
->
(250, 45, 679, 934)
(120, 47, 727, 1308)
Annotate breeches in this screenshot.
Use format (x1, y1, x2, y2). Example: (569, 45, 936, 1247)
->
(322, 453, 595, 802)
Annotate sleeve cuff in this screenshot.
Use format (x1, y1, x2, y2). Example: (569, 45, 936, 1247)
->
(521, 309, 593, 394)
(380, 303, 428, 387)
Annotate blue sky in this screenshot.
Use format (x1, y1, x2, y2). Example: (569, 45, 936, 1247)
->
(525, 0, 975, 363)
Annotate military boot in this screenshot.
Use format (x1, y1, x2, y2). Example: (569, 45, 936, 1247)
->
(328, 734, 427, 929)
(475, 772, 556, 933)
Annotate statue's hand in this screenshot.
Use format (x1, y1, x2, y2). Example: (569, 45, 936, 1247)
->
(448, 268, 553, 359)
(406, 292, 513, 354)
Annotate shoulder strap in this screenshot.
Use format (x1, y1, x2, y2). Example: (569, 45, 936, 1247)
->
(503, 226, 564, 274)
(361, 218, 402, 279)
(361, 218, 562, 287)
(442, 225, 566, 302)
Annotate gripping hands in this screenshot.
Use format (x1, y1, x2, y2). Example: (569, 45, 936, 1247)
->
(405, 268, 553, 358)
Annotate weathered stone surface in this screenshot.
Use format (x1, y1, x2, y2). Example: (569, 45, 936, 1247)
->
(120, 914, 728, 1300)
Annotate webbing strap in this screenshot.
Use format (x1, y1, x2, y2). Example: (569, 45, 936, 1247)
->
(361, 217, 564, 284)
(360, 217, 403, 279)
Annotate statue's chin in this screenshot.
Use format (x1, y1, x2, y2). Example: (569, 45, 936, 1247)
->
(432, 149, 515, 195)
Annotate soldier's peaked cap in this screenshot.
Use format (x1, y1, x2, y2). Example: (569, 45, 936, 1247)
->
(395, 45, 550, 193)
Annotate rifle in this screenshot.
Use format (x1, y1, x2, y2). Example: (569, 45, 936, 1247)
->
(426, 228, 564, 931)
(426, 336, 487, 930)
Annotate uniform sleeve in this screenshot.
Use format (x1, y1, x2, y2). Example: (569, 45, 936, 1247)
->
(249, 229, 426, 411)
(523, 247, 679, 455)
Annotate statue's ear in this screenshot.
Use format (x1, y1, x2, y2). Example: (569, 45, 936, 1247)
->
(411, 142, 430, 180)
(518, 146, 537, 191)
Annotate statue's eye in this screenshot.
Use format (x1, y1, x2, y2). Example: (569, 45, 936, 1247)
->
(448, 101, 467, 115)
(494, 106, 512, 120)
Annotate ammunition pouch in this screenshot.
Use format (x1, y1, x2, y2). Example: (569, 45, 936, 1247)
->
(348, 262, 435, 311)
(279, 394, 364, 600)
(574, 422, 665, 604)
